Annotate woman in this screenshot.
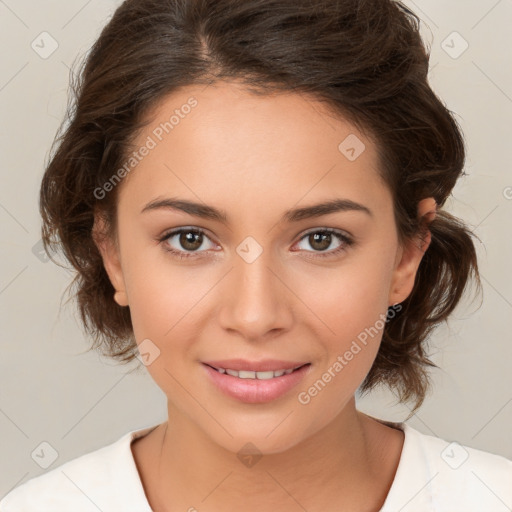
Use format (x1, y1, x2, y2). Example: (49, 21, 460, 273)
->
(2, 0, 511, 510)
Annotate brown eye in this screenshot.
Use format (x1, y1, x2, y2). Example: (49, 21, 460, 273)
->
(178, 231, 203, 251)
(159, 228, 217, 258)
(295, 229, 353, 255)
(308, 232, 333, 251)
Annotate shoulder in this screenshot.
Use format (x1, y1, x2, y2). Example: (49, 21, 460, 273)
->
(0, 442, 120, 511)
(0, 425, 158, 512)
(384, 422, 512, 512)
(412, 424, 512, 477)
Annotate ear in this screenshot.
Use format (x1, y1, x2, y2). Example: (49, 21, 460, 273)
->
(92, 211, 129, 307)
(388, 197, 437, 306)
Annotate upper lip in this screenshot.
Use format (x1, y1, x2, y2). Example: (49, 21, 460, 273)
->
(203, 359, 309, 372)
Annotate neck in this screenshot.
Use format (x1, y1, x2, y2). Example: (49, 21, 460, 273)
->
(140, 397, 399, 512)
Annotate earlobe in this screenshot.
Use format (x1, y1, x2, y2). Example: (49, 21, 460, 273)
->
(92, 213, 129, 307)
(113, 290, 128, 307)
(388, 197, 437, 306)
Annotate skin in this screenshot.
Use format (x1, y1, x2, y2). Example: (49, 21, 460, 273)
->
(94, 80, 437, 512)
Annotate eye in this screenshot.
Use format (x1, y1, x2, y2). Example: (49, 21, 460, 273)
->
(159, 227, 218, 259)
(293, 228, 354, 258)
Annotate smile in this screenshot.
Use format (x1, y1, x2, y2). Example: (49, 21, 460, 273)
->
(202, 362, 312, 403)
(207, 364, 306, 379)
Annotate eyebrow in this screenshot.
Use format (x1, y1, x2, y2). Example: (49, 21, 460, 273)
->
(141, 197, 373, 223)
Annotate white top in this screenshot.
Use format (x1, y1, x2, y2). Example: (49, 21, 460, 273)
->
(1, 419, 511, 511)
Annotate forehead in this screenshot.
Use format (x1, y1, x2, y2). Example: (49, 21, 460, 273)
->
(122, 80, 391, 219)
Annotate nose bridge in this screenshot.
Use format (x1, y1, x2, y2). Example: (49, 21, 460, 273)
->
(218, 241, 293, 339)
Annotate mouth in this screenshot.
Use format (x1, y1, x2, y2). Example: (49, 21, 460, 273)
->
(202, 362, 312, 403)
(204, 363, 310, 380)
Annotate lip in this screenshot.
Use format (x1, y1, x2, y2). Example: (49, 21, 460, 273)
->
(202, 362, 311, 404)
(202, 358, 308, 372)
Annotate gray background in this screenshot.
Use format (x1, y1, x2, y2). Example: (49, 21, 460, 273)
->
(1, 0, 511, 499)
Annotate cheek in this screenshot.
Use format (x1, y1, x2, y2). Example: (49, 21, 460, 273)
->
(289, 256, 393, 406)
(293, 253, 393, 343)
(122, 244, 215, 346)
(292, 266, 390, 427)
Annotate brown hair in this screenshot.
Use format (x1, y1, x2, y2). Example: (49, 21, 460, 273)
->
(40, 0, 482, 414)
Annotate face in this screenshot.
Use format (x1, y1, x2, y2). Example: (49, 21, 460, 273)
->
(96, 80, 430, 454)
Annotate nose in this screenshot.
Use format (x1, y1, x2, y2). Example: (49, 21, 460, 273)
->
(217, 248, 294, 342)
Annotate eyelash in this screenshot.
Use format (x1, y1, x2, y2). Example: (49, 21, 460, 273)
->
(157, 227, 354, 261)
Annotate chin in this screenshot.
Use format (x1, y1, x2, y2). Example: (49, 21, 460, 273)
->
(197, 411, 316, 457)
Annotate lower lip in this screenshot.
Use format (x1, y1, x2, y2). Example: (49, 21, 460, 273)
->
(202, 363, 311, 404)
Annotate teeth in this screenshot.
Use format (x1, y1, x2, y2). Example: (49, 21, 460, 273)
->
(215, 366, 301, 379)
